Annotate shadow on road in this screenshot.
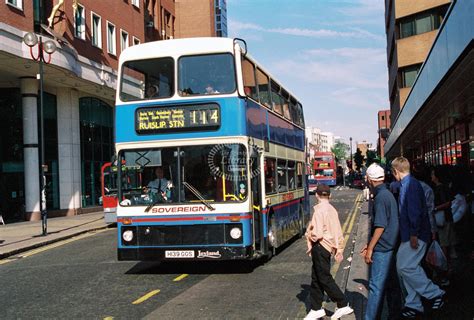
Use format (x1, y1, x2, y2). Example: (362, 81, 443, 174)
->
(125, 259, 261, 275)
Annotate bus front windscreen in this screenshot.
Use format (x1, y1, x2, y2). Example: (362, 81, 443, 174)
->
(118, 144, 248, 206)
(178, 53, 236, 96)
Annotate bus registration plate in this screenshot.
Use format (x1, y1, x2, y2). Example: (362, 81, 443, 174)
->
(165, 250, 195, 258)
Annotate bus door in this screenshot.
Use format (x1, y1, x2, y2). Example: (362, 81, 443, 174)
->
(250, 147, 264, 252)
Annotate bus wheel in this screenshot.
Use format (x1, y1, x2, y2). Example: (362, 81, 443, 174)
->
(298, 204, 306, 237)
(267, 214, 277, 259)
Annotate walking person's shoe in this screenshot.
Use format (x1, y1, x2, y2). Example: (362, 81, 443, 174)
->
(304, 308, 326, 320)
(430, 294, 445, 310)
(401, 307, 423, 319)
(330, 304, 354, 319)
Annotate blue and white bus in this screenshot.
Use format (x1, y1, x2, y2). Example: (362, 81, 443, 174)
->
(115, 37, 309, 261)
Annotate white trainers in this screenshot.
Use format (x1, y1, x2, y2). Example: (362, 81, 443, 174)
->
(304, 308, 326, 320)
(331, 305, 354, 319)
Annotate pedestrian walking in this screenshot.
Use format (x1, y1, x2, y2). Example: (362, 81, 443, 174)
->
(304, 184, 353, 320)
(391, 157, 445, 319)
(361, 163, 401, 320)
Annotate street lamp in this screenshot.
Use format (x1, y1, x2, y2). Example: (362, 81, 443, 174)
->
(350, 137, 353, 170)
(23, 32, 57, 236)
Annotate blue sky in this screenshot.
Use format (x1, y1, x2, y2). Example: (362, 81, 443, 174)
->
(227, 0, 387, 146)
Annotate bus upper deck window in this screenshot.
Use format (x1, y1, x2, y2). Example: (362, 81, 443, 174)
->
(120, 57, 174, 102)
(178, 53, 236, 96)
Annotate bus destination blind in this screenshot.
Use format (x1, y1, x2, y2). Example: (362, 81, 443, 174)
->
(135, 104, 220, 134)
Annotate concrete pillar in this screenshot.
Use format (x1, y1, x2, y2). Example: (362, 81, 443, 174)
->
(21, 77, 40, 220)
(57, 88, 82, 214)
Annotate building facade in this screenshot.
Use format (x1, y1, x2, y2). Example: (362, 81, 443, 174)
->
(0, 0, 217, 222)
(175, 0, 227, 38)
(385, 0, 450, 126)
(384, 1, 474, 169)
(305, 126, 335, 158)
(377, 110, 391, 159)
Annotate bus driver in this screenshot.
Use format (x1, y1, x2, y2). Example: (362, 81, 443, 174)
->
(144, 167, 171, 201)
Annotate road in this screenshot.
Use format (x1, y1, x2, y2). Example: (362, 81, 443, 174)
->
(0, 189, 362, 319)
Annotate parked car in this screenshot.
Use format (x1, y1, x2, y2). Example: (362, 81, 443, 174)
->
(352, 173, 365, 189)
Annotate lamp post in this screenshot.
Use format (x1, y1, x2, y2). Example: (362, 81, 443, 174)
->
(23, 32, 57, 236)
(350, 137, 353, 170)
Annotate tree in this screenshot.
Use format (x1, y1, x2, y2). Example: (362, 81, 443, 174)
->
(366, 150, 379, 167)
(331, 141, 349, 164)
(353, 148, 364, 171)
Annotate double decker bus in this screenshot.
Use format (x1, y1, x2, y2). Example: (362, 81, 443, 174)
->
(115, 38, 308, 261)
(313, 152, 336, 186)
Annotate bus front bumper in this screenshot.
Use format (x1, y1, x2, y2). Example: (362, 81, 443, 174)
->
(118, 246, 253, 261)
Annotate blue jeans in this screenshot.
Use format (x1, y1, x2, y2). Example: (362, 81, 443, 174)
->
(397, 240, 444, 312)
(365, 250, 396, 320)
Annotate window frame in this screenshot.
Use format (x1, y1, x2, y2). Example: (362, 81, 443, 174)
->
(106, 21, 117, 56)
(120, 29, 129, 53)
(242, 57, 258, 101)
(6, 0, 22, 10)
(74, 4, 86, 40)
(131, 0, 140, 8)
(91, 12, 102, 49)
(133, 36, 141, 46)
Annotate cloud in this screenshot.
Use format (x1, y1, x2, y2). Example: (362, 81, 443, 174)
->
(228, 20, 383, 41)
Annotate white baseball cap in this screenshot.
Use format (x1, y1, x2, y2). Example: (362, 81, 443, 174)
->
(366, 163, 385, 181)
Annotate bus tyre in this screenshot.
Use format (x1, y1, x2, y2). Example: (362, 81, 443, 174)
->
(267, 214, 277, 259)
(298, 204, 305, 237)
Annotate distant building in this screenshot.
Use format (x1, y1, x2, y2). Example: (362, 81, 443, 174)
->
(175, 0, 227, 38)
(377, 110, 391, 159)
(305, 127, 335, 156)
(385, 0, 450, 126)
(356, 141, 373, 160)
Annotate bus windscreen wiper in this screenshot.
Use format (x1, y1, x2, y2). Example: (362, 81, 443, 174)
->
(183, 181, 215, 211)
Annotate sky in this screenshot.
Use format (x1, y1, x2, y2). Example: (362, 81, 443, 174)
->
(227, 0, 388, 146)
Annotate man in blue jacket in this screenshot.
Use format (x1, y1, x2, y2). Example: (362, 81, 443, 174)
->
(391, 157, 445, 319)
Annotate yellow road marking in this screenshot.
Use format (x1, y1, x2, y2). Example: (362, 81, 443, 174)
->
(173, 274, 188, 282)
(330, 193, 362, 276)
(103, 317, 114, 320)
(341, 194, 361, 234)
(0, 229, 109, 265)
(132, 290, 161, 305)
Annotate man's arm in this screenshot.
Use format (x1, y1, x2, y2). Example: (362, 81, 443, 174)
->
(365, 227, 384, 264)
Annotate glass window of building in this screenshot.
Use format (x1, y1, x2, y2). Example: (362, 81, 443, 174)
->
(91, 13, 102, 48)
(107, 21, 116, 55)
(400, 64, 422, 88)
(132, 0, 139, 8)
(120, 30, 129, 53)
(74, 4, 86, 40)
(133, 37, 140, 46)
(7, 0, 22, 10)
(80, 98, 113, 207)
(399, 8, 447, 39)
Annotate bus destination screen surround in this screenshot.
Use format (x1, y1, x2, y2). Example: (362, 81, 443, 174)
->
(135, 103, 221, 134)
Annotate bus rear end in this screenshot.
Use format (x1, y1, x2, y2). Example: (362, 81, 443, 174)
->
(313, 152, 336, 186)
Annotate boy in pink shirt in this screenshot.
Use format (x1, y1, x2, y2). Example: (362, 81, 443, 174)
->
(304, 184, 353, 320)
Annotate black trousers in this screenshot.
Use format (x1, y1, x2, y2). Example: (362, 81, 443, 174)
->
(310, 242, 348, 310)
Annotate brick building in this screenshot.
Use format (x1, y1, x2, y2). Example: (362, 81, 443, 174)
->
(385, 0, 450, 126)
(0, 0, 220, 222)
(175, 0, 227, 38)
(384, 1, 474, 168)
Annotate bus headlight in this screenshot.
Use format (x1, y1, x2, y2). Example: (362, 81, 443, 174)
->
(230, 227, 242, 239)
(123, 230, 134, 242)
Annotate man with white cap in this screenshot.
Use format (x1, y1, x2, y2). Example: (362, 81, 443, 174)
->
(361, 163, 401, 320)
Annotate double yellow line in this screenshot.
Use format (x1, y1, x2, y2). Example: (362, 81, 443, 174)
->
(330, 193, 362, 276)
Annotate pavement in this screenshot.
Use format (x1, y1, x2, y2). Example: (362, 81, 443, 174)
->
(0, 211, 110, 259)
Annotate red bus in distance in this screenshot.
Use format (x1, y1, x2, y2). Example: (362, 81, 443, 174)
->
(313, 152, 337, 186)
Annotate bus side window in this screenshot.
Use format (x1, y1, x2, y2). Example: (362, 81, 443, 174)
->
(277, 159, 288, 192)
(264, 158, 276, 194)
(256, 68, 271, 108)
(242, 58, 258, 100)
(288, 160, 296, 190)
